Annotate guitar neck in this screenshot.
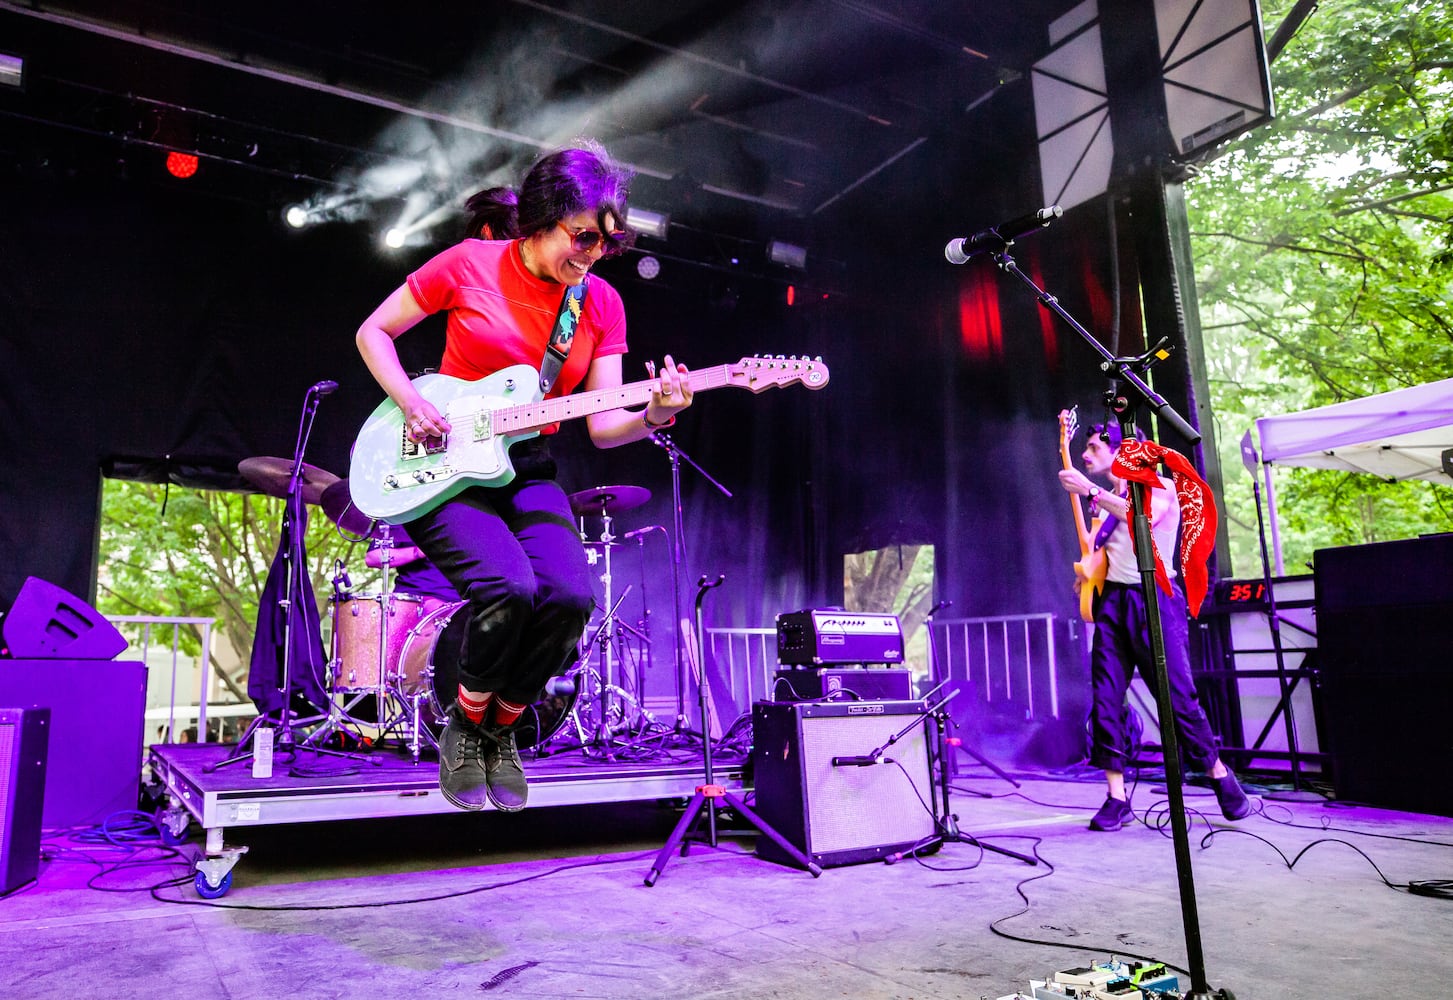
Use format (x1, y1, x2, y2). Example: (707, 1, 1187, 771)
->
(1060, 428, 1093, 558)
(494, 365, 730, 435)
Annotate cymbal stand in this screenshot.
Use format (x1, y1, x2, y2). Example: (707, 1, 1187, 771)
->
(210, 383, 354, 772)
(650, 431, 732, 736)
(579, 506, 644, 758)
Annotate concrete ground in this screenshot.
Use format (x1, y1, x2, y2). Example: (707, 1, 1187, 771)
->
(3, 766, 1451, 1000)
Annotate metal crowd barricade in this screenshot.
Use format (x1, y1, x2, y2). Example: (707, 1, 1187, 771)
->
(704, 627, 778, 718)
(928, 613, 1060, 719)
(106, 615, 217, 742)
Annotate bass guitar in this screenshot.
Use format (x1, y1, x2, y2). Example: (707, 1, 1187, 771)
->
(350, 355, 830, 522)
(1059, 406, 1107, 623)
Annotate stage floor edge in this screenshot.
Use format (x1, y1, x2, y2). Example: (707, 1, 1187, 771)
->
(150, 740, 748, 847)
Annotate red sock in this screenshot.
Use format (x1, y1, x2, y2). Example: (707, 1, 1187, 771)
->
(457, 687, 492, 725)
(492, 697, 527, 726)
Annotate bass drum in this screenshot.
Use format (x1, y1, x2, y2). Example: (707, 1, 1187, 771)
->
(397, 600, 577, 751)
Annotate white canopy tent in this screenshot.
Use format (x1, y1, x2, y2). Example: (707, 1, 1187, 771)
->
(1251, 377, 1453, 574)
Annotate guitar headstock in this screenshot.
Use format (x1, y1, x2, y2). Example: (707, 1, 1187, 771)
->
(727, 355, 831, 392)
(1058, 406, 1079, 443)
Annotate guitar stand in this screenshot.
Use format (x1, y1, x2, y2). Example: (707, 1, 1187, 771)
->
(645, 576, 822, 885)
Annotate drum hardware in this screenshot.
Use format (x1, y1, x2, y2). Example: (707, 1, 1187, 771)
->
(569, 486, 657, 759)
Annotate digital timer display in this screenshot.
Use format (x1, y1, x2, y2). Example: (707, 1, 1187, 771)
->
(1216, 580, 1267, 603)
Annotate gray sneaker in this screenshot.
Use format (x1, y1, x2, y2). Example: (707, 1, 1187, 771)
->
(439, 705, 491, 811)
(482, 724, 528, 812)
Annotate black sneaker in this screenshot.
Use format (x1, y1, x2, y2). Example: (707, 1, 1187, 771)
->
(439, 705, 491, 811)
(1089, 795, 1135, 832)
(482, 723, 528, 812)
(1211, 771, 1253, 821)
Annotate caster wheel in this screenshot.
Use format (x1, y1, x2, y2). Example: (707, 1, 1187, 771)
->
(194, 869, 232, 899)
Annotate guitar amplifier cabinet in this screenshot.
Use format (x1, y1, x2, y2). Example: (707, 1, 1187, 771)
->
(751, 700, 937, 868)
(775, 610, 904, 665)
(0, 707, 50, 895)
(773, 667, 913, 702)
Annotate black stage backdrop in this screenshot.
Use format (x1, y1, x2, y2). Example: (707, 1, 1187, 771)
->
(0, 154, 1146, 711)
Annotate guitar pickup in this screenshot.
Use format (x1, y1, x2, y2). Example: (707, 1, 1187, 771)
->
(473, 409, 492, 442)
(383, 465, 455, 492)
(399, 427, 449, 457)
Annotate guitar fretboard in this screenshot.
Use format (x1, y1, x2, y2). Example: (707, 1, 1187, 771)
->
(493, 364, 738, 434)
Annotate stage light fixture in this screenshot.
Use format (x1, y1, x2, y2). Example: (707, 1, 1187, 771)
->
(636, 255, 661, 280)
(165, 151, 199, 179)
(767, 240, 808, 270)
(626, 207, 670, 240)
(283, 205, 309, 229)
(0, 52, 23, 90)
(383, 228, 407, 249)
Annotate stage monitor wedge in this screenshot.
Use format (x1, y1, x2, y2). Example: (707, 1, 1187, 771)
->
(3, 576, 127, 660)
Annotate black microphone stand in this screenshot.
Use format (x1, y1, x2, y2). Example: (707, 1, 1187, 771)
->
(650, 430, 732, 737)
(210, 384, 355, 773)
(645, 576, 821, 885)
(985, 243, 1234, 1000)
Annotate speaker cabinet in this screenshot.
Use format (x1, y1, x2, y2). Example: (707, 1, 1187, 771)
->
(752, 700, 937, 868)
(3, 576, 127, 660)
(0, 660, 147, 828)
(0, 707, 50, 895)
(1315, 535, 1453, 817)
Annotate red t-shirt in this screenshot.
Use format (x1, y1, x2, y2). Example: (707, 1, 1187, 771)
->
(407, 239, 628, 400)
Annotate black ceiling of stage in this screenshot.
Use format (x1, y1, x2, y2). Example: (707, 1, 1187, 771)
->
(0, 1, 1080, 247)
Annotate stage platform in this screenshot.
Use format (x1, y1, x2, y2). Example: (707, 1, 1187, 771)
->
(150, 736, 749, 860)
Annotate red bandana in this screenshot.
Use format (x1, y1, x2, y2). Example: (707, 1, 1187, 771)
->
(1112, 439, 1219, 618)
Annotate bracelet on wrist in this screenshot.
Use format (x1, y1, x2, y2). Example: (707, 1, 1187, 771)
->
(643, 409, 676, 429)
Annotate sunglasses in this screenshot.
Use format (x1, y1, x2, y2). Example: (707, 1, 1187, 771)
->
(556, 221, 628, 257)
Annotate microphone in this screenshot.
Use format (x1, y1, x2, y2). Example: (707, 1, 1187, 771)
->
(623, 526, 661, 541)
(310, 379, 339, 395)
(830, 754, 880, 767)
(543, 676, 576, 697)
(944, 205, 1062, 264)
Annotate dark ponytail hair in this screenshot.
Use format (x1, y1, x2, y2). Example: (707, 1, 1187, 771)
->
(462, 186, 518, 241)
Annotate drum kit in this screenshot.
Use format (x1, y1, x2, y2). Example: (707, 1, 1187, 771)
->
(255, 464, 671, 761)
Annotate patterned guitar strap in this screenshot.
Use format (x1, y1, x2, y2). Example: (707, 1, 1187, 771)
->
(539, 278, 588, 394)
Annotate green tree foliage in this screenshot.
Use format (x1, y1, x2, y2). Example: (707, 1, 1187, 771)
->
(98, 481, 369, 700)
(1188, 0, 1453, 574)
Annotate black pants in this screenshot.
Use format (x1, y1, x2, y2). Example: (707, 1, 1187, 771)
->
(405, 442, 593, 706)
(1088, 581, 1219, 773)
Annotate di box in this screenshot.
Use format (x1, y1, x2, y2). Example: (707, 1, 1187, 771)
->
(751, 699, 937, 868)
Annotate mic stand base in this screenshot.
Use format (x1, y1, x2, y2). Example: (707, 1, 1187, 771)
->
(643, 784, 823, 885)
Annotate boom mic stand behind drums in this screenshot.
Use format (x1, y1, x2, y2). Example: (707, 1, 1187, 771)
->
(648, 431, 733, 738)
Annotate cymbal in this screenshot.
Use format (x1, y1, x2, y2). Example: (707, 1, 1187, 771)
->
(320, 479, 411, 545)
(238, 456, 339, 505)
(569, 484, 650, 516)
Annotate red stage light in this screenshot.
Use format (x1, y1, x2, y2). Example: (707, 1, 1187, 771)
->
(786, 284, 796, 306)
(165, 151, 199, 179)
